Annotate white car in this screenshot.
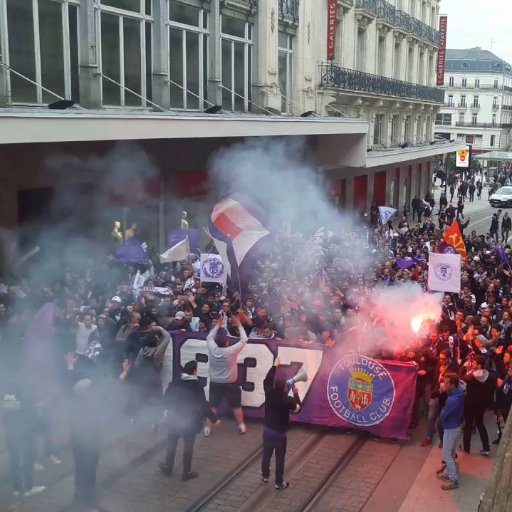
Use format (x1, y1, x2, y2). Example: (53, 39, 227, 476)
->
(489, 186, 512, 208)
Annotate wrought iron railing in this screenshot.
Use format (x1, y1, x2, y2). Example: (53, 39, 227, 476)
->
(319, 63, 445, 104)
(354, 0, 441, 46)
(455, 122, 512, 128)
(278, 0, 299, 22)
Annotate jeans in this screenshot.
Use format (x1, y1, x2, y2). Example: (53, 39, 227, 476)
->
(165, 431, 196, 476)
(35, 409, 54, 460)
(443, 427, 461, 483)
(426, 398, 440, 440)
(463, 404, 490, 452)
(261, 427, 287, 486)
(6, 434, 35, 492)
(72, 441, 99, 506)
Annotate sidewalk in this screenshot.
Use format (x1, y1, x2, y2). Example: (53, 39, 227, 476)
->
(399, 417, 496, 512)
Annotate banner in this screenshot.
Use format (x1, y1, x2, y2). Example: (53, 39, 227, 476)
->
(327, 0, 338, 60)
(162, 333, 417, 440)
(200, 254, 226, 284)
(436, 16, 448, 86)
(428, 252, 461, 293)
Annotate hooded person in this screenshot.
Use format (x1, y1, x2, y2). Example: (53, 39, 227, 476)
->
(158, 360, 211, 481)
(204, 315, 248, 436)
(461, 355, 496, 455)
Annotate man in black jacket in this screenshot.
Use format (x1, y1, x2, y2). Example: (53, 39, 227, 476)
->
(159, 360, 208, 481)
(261, 357, 301, 490)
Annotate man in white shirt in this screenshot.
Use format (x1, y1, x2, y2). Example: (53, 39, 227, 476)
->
(75, 313, 96, 354)
(205, 316, 248, 436)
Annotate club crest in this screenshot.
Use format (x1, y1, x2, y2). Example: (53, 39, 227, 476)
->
(434, 262, 452, 281)
(201, 256, 224, 279)
(327, 355, 395, 427)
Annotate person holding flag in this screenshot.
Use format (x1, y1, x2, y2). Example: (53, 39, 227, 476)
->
(444, 220, 467, 261)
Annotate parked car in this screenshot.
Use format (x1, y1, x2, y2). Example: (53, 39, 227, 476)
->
(489, 186, 512, 208)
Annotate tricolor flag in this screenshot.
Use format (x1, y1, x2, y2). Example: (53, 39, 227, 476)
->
(443, 221, 467, 261)
(209, 197, 270, 267)
(378, 206, 397, 225)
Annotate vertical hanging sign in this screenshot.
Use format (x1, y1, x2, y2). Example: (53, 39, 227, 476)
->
(436, 16, 448, 85)
(327, 0, 338, 61)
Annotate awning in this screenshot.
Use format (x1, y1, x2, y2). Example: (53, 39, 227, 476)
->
(475, 151, 512, 162)
(0, 109, 368, 145)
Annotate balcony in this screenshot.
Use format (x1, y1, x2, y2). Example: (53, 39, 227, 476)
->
(354, 0, 440, 46)
(470, 104, 481, 112)
(444, 102, 455, 108)
(503, 105, 512, 111)
(278, 0, 299, 22)
(319, 63, 445, 104)
(457, 103, 467, 109)
(455, 122, 512, 129)
(492, 104, 500, 111)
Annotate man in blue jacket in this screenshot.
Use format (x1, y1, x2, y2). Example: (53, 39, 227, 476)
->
(438, 374, 465, 490)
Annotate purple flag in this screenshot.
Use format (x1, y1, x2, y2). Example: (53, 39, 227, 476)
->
(168, 229, 201, 254)
(496, 246, 510, 268)
(395, 259, 415, 270)
(169, 333, 417, 440)
(115, 236, 148, 264)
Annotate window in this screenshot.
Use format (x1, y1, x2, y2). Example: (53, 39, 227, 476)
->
(4, 0, 80, 104)
(390, 115, 399, 143)
(462, 77, 467, 87)
(404, 115, 412, 141)
(475, 78, 480, 88)
(472, 113, 478, 125)
(221, 15, 253, 112)
(492, 114, 497, 126)
(447, 94, 454, 106)
(373, 114, 385, 146)
(458, 113, 464, 124)
(417, 115, 424, 142)
(448, 76, 454, 87)
(460, 95, 466, 107)
(435, 113, 452, 126)
(473, 96, 479, 107)
(168, 0, 209, 110)
(99, 1, 152, 107)
(494, 79, 499, 89)
(278, 32, 293, 114)
(491, 135, 496, 147)
(466, 135, 474, 144)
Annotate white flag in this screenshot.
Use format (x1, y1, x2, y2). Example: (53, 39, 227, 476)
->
(428, 252, 461, 293)
(160, 237, 190, 264)
(200, 254, 226, 284)
(378, 206, 397, 225)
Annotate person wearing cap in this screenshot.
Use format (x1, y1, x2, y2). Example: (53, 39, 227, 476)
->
(261, 357, 301, 490)
(159, 360, 209, 481)
(109, 296, 123, 323)
(205, 315, 248, 435)
(166, 311, 191, 332)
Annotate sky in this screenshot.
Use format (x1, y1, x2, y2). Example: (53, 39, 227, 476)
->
(441, 0, 512, 65)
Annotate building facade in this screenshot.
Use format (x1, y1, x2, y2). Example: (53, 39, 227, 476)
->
(434, 48, 512, 154)
(0, 0, 458, 244)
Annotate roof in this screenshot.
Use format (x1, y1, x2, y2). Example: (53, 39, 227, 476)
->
(475, 151, 512, 161)
(446, 48, 512, 75)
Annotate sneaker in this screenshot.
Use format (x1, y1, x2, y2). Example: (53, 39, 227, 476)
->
(33, 462, 45, 471)
(492, 438, 501, 445)
(421, 437, 432, 447)
(158, 462, 172, 477)
(480, 450, 490, 456)
(441, 480, 459, 491)
(24, 486, 46, 497)
(49, 454, 62, 465)
(275, 482, 290, 490)
(238, 423, 247, 435)
(436, 473, 450, 481)
(203, 426, 211, 437)
(436, 466, 446, 476)
(262, 477, 269, 484)
(182, 471, 199, 481)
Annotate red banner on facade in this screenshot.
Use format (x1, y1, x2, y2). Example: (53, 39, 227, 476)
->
(436, 16, 448, 86)
(327, 0, 337, 61)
